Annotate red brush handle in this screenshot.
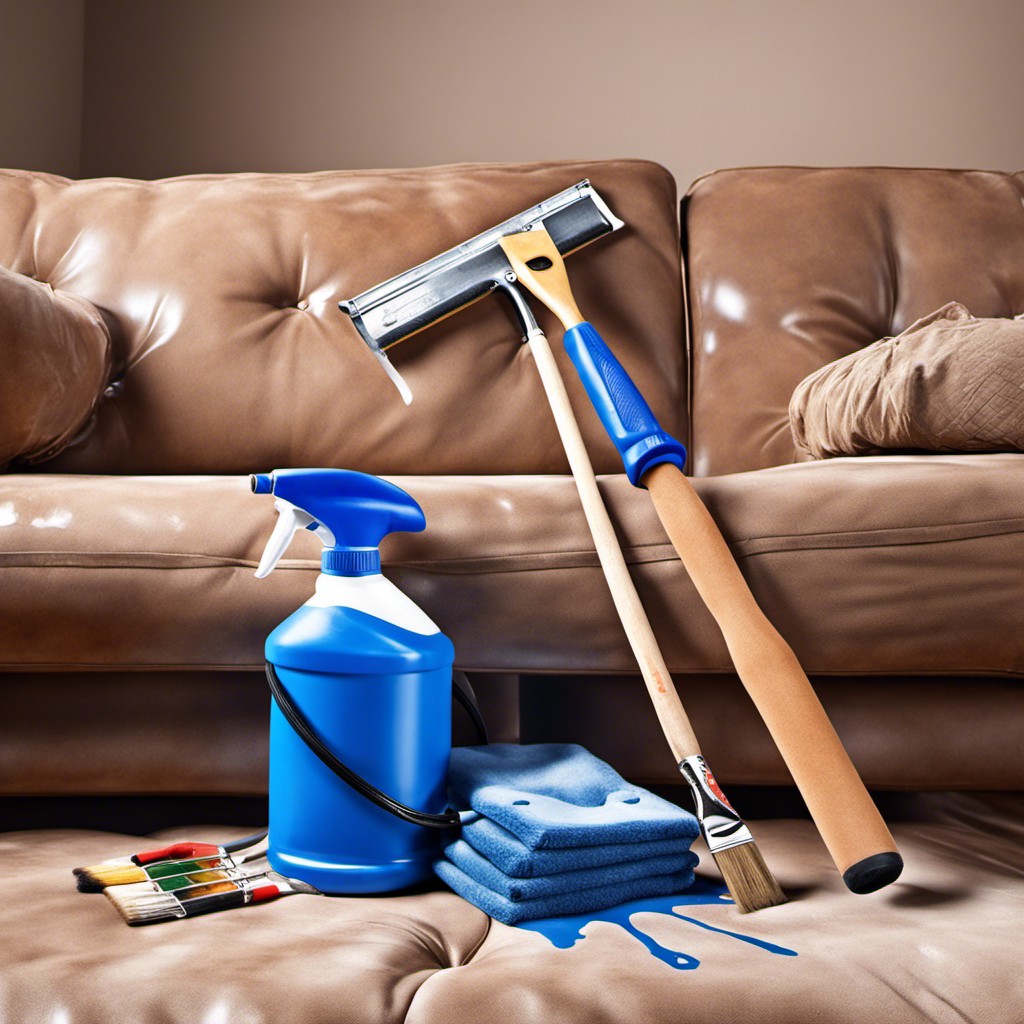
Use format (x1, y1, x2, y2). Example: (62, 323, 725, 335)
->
(132, 842, 222, 865)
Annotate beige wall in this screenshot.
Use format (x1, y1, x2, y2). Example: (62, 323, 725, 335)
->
(0, 0, 84, 177)
(3, 1, 1022, 187)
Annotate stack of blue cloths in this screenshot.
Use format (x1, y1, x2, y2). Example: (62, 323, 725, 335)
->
(434, 744, 700, 925)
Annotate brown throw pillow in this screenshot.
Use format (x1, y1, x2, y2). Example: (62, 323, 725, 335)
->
(789, 302, 1024, 459)
(0, 264, 112, 469)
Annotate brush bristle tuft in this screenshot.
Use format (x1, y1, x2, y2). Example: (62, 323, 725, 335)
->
(713, 842, 787, 913)
(79, 864, 148, 890)
(105, 887, 184, 926)
(73, 857, 135, 891)
(110, 881, 161, 897)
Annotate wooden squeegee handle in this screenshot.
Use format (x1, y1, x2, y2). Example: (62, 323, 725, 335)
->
(500, 227, 902, 891)
(525, 326, 702, 764)
(643, 462, 900, 881)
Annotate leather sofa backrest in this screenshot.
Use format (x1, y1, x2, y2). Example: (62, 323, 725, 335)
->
(684, 167, 1024, 475)
(0, 161, 686, 475)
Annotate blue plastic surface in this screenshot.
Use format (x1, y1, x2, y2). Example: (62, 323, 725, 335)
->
(267, 605, 454, 675)
(257, 468, 425, 575)
(266, 606, 454, 893)
(563, 322, 687, 486)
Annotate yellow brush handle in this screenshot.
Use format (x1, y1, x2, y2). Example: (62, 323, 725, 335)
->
(525, 326, 702, 763)
(643, 463, 899, 876)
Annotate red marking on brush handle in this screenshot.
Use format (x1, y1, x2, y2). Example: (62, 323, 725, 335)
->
(132, 842, 221, 865)
(704, 766, 734, 811)
(250, 884, 282, 903)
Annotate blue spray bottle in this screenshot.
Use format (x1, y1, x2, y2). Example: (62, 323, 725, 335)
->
(251, 468, 455, 893)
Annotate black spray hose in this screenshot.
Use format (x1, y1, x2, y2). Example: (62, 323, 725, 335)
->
(265, 663, 486, 831)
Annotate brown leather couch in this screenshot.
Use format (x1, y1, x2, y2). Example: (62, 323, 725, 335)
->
(2, 161, 1023, 1022)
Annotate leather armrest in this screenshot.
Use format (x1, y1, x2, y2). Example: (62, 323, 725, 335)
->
(0, 264, 111, 468)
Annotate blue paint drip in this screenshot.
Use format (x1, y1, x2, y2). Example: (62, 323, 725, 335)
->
(518, 877, 797, 970)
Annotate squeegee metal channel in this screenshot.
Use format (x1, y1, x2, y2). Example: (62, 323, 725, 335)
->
(343, 180, 596, 316)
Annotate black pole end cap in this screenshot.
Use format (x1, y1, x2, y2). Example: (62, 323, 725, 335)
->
(843, 851, 904, 894)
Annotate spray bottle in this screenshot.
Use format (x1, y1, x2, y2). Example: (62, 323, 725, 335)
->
(251, 468, 455, 893)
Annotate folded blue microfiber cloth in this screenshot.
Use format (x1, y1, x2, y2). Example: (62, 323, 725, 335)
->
(443, 836, 698, 902)
(447, 743, 701, 851)
(434, 856, 697, 926)
(434, 744, 702, 923)
(459, 815, 696, 877)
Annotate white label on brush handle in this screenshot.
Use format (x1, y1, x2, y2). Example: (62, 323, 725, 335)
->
(679, 755, 754, 854)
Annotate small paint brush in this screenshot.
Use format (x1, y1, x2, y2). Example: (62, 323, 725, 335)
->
(73, 831, 268, 892)
(105, 870, 320, 926)
(79, 852, 258, 893)
(107, 861, 263, 898)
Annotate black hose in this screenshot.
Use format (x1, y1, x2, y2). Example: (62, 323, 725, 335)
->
(266, 663, 466, 831)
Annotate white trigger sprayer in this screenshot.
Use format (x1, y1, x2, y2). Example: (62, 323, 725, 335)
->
(255, 499, 336, 579)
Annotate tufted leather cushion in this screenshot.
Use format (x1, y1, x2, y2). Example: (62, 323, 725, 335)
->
(6, 794, 1024, 1023)
(684, 167, 1024, 475)
(0, 162, 686, 476)
(790, 302, 1024, 459)
(0, 263, 111, 468)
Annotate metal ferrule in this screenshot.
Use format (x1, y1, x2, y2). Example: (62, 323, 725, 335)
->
(679, 754, 754, 855)
(496, 277, 540, 339)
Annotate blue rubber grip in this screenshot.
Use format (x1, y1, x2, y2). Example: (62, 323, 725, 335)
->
(563, 322, 687, 487)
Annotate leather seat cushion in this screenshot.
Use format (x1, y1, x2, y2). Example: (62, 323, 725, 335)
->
(5, 792, 1023, 1023)
(684, 167, 1024, 475)
(1, 455, 1023, 676)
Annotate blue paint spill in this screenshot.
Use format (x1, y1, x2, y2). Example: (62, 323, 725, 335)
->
(518, 877, 797, 970)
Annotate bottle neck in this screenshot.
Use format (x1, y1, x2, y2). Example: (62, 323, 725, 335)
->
(321, 548, 380, 576)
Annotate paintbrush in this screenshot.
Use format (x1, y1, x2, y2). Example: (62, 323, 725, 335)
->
(105, 870, 319, 926)
(505, 285, 785, 912)
(103, 858, 267, 897)
(73, 831, 268, 892)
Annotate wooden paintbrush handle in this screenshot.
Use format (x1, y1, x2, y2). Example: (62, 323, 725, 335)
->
(526, 329, 701, 763)
(643, 462, 900, 878)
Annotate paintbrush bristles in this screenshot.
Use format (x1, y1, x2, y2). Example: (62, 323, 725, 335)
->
(714, 842, 787, 913)
(75, 864, 149, 891)
(73, 857, 136, 892)
(73, 856, 131, 875)
(104, 888, 184, 926)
